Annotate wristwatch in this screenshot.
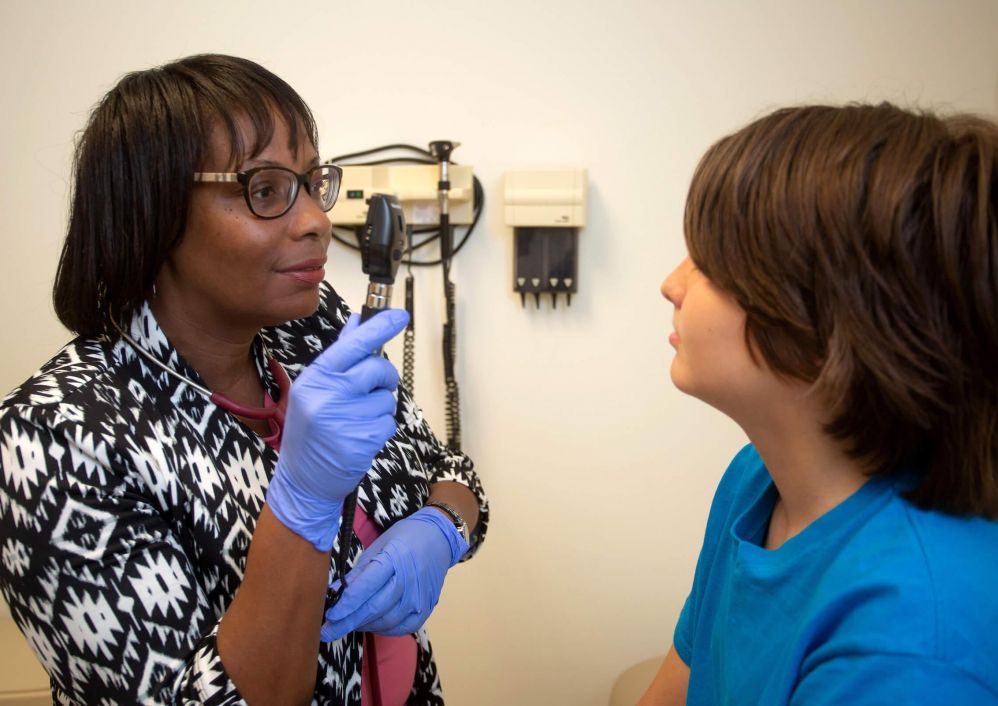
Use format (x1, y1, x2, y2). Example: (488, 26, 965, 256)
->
(427, 501, 470, 545)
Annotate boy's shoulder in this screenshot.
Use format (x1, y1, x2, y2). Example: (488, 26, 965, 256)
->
(891, 500, 998, 628)
(815, 485, 998, 689)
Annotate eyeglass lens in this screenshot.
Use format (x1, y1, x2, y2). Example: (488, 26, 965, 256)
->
(247, 166, 339, 218)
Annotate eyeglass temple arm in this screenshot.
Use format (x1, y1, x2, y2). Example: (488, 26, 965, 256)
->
(192, 172, 240, 182)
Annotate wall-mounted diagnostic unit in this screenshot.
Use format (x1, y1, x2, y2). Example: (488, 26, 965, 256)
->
(504, 169, 587, 308)
(328, 164, 475, 227)
(324, 142, 479, 453)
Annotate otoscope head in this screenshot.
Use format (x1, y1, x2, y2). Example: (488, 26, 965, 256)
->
(428, 140, 460, 162)
(361, 193, 406, 285)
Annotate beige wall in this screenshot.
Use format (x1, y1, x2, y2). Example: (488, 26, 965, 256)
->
(1, 1, 996, 704)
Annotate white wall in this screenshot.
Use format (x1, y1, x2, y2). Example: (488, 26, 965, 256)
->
(1, 1, 995, 704)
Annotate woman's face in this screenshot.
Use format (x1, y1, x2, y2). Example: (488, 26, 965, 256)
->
(661, 256, 773, 419)
(154, 114, 331, 339)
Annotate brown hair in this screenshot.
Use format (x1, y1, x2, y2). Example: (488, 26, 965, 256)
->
(685, 103, 997, 517)
(53, 54, 319, 337)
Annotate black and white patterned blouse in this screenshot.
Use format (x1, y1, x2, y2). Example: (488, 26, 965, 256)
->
(0, 282, 489, 705)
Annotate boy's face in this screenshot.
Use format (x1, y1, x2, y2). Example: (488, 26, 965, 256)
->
(660, 257, 778, 420)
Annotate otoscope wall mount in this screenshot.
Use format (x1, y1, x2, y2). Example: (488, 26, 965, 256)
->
(327, 165, 475, 226)
(504, 169, 588, 308)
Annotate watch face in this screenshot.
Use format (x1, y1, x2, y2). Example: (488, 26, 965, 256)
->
(431, 501, 469, 542)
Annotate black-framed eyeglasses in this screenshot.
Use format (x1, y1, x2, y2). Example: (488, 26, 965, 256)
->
(192, 164, 343, 219)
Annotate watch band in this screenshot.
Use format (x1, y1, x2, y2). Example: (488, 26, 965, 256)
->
(427, 500, 470, 545)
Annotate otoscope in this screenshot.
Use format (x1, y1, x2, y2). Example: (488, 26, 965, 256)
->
(330, 193, 407, 604)
(428, 140, 463, 451)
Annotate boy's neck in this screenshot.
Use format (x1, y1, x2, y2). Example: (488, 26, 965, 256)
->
(739, 387, 868, 549)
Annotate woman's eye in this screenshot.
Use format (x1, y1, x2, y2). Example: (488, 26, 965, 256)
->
(251, 184, 275, 200)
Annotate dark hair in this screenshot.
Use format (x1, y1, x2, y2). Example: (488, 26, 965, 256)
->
(685, 103, 997, 517)
(53, 54, 319, 336)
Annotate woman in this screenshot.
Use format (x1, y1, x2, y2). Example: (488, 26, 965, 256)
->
(642, 104, 997, 704)
(0, 54, 488, 705)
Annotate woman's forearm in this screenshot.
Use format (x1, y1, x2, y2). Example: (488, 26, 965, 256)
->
(216, 505, 330, 706)
(428, 480, 480, 533)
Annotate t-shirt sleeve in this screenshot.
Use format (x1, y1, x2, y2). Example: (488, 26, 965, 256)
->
(673, 594, 694, 666)
(673, 444, 762, 668)
(790, 653, 998, 705)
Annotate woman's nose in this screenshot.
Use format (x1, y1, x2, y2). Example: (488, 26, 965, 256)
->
(290, 189, 333, 239)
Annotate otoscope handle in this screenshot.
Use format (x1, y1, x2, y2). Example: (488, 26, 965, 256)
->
(332, 304, 391, 603)
(330, 193, 404, 608)
(331, 302, 392, 605)
(361, 287, 393, 353)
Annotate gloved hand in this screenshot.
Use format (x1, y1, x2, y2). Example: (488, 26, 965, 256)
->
(266, 309, 409, 551)
(320, 506, 469, 641)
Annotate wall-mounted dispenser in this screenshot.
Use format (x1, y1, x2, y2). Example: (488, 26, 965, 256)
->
(504, 169, 587, 308)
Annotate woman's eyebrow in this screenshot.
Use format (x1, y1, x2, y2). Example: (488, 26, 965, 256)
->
(238, 154, 321, 170)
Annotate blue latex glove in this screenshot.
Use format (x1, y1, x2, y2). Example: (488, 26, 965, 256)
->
(320, 506, 469, 641)
(266, 310, 409, 551)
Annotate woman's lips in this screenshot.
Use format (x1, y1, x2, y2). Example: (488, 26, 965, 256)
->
(669, 331, 680, 347)
(280, 259, 326, 285)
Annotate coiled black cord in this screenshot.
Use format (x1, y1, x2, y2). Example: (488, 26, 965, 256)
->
(402, 274, 415, 393)
(443, 281, 461, 451)
(325, 145, 470, 452)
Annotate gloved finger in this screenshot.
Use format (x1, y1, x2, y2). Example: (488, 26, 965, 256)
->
(319, 620, 340, 643)
(321, 562, 403, 641)
(314, 309, 409, 374)
(344, 356, 401, 395)
(324, 553, 399, 623)
(362, 609, 426, 637)
(322, 575, 406, 640)
(321, 567, 390, 642)
(386, 610, 428, 636)
(352, 599, 420, 635)
(340, 312, 361, 336)
(369, 388, 400, 417)
(350, 575, 419, 632)
(334, 412, 396, 454)
(348, 552, 429, 634)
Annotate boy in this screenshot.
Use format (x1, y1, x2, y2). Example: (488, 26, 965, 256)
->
(643, 104, 997, 704)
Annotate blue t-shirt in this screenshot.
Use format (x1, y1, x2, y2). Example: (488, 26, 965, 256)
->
(675, 444, 998, 705)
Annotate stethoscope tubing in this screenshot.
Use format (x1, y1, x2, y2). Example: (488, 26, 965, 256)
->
(112, 321, 289, 423)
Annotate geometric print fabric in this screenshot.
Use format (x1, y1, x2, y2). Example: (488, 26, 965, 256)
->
(0, 283, 489, 705)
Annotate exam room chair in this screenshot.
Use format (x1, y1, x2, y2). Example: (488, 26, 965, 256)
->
(0, 615, 51, 705)
(609, 655, 664, 706)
